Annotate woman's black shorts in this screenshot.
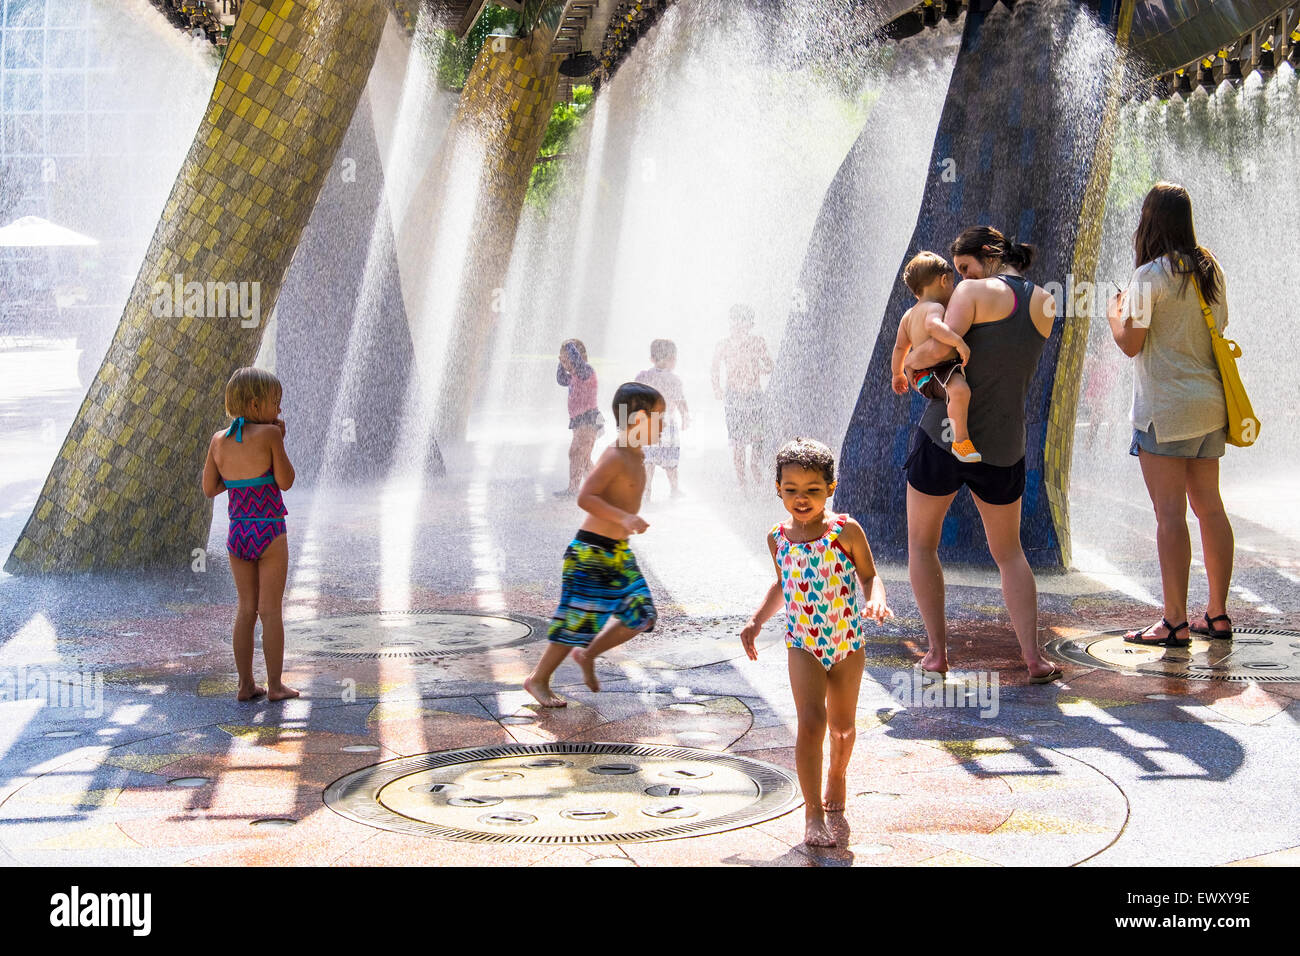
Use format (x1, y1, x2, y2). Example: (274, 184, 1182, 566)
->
(904, 427, 1024, 506)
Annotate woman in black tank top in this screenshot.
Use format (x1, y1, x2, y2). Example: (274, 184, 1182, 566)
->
(902, 227, 1062, 684)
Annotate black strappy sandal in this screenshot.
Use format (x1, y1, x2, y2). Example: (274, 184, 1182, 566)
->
(1124, 618, 1191, 648)
(1189, 613, 1232, 640)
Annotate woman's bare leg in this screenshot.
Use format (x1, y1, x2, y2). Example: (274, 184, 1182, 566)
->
(787, 648, 834, 846)
(228, 553, 263, 700)
(824, 649, 865, 812)
(906, 484, 956, 672)
(1185, 457, 1234, 627)
(1138, 450, 1191, 634)
(970, 493, 1057, 679)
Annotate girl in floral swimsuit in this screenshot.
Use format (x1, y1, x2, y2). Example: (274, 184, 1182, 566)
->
(741, 437, 893, 848)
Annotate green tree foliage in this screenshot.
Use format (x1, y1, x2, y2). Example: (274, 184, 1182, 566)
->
(526, 85, 594, 209)
(428, 4, 521, 90)
(426, 1, 566, 88)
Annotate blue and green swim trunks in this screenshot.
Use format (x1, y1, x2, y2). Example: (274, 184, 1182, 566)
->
(548, 530, 657, 646)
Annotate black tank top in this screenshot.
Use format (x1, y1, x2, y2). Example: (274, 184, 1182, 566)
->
(919, 274, 1048, 467)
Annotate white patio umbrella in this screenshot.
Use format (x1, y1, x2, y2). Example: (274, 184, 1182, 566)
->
(0, 216, 98, 247)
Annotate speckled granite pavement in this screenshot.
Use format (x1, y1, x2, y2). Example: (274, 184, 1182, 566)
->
(1, 345, 1297, 866)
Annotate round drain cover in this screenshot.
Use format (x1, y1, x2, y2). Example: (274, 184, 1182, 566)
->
(323, 742, 799, 844)
(284, 611, 541, 660)
(448, 795, 502, 808)
(561, 808, 617, 821)
(471, 771, 523, 782)
(644, 784, 702, 797)
(642, 803, 700, 819)
(660, 768, 712, 780)
(1046, 627, 1300, 682)
(588, 763, 639, 775)
(477, 811, 536, 827)
(412, 782, 461, 795)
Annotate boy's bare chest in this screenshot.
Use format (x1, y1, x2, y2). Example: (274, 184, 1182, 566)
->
(606, 459, 647, 504)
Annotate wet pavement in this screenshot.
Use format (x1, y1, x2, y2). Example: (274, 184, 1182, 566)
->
(1, 342, 1297, 867)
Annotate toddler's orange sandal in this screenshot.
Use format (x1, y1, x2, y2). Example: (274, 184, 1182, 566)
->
(951, 439, 982, 463)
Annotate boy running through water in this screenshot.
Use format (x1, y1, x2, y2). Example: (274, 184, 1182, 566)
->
(525, 382, 666, 707)
(891, 252, 981, 463)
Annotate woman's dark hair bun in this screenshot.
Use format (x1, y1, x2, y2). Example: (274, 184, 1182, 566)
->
(1004, 240, 1035, 270)
(950, 226, 1034, 273)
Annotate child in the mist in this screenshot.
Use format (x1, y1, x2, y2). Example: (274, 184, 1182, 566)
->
(635, 338, 690, 498)
(740, 438, 892, 847)
(201, 367, 299, 702)
(526, 383, 666, 707)
(556, 338, 604, 497)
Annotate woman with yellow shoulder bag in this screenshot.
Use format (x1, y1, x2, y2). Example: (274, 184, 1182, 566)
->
(1106, 182, 1242, 648)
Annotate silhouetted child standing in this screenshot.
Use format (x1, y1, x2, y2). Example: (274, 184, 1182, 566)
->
(526, 382, 666, 707)
(635, 338, 690, 498)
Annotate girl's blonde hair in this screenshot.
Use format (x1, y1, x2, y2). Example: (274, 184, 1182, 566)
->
(225, 367, 282, 420)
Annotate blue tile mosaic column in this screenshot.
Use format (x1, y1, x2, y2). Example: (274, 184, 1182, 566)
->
(834, 0, 1133, 569)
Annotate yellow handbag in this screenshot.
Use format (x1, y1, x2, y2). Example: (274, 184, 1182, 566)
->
(1195, 281, 1259, 447)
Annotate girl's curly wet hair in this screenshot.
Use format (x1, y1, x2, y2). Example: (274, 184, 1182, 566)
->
(775, 437, 835, 484)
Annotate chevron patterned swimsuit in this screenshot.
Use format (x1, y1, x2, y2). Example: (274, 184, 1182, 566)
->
(222, 417, 287, 562)
(774, 512, 865, 670)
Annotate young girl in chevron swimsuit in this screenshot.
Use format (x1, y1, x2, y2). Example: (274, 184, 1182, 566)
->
(740, 438, 892, 848)
(201, 367, 299, 702)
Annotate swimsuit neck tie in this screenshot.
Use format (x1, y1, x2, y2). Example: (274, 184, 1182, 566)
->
(226, 417, 246, 443)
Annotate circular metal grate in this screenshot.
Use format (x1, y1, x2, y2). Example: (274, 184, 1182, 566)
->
(322, 742, 800, 844)
(1047, 626, 1300, 682)
(284, 610, 542, 659)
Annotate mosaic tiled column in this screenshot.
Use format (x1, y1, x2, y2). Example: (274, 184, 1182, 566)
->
(437, 27, 562, 437)
(386, 0, 418, 37)
(5, 0, 387, 572)
(1044, 0, 1136, 568)
(834, 0, 1133, 570)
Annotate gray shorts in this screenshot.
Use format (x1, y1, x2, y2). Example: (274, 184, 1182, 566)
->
(1129, 425, 1226, 459)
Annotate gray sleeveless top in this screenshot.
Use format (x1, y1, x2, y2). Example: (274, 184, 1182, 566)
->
(919, 274, 1048, 467)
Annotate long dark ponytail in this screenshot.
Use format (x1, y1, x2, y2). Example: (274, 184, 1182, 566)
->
(1133, 182, 1220, 305)
(950, 226, 1035, 273)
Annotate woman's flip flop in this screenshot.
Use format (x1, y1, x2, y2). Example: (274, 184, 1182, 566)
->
(1124, 618, 1191, 648)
